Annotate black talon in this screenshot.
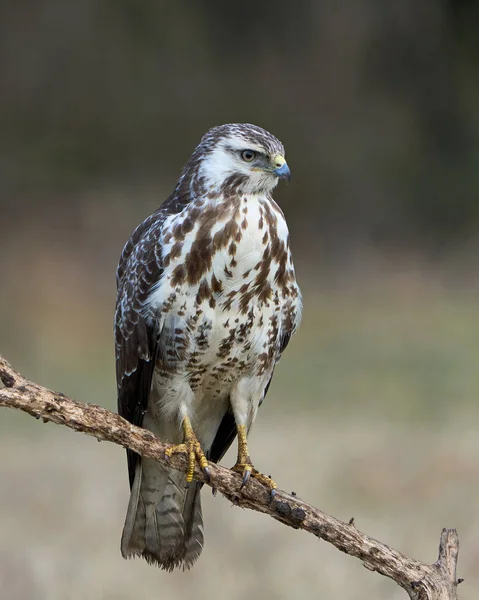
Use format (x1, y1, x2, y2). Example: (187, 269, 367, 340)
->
(241, 469, 251, 488)
(203, 466, 211, 482)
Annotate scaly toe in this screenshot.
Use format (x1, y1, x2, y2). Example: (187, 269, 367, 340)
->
(255, 471, 277, 492)
(165, 442, 187, 461)
(193, 441, 210, 481)
(239, 465, 277, 494)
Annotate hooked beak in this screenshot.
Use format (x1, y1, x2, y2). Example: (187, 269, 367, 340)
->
(272, 154, 291, 182)
(274, 162, 291, 181)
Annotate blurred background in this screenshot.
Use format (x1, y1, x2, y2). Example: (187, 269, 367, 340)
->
(1, 1, 479, 598)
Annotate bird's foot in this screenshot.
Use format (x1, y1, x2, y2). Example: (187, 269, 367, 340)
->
(165, 418, 210, 485)
(232, 424, 277, 497)
(231, 461, 277, 497)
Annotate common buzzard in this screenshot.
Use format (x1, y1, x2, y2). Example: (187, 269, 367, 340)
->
(115, 123, 302, 570)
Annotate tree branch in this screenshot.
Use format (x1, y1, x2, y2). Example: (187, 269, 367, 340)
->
(0, 354, 461, 599)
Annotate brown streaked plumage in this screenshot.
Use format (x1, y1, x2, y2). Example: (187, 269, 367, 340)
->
(115, 123, 301, 571)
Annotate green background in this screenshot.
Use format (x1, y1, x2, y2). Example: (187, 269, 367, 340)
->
(1, 2, 479, 598)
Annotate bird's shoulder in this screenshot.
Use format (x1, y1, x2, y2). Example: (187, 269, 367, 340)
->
(114, 193, 190, 375)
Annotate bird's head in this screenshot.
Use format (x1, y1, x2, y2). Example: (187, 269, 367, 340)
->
(180, 123, 290, 198)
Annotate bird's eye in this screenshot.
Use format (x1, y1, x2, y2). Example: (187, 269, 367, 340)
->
(241, 150, 256, 162)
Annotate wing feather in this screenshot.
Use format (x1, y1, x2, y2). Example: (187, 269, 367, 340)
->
(115, 195, 187, 487)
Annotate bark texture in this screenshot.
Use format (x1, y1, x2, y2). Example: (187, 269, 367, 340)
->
(0, 354, 461, 599)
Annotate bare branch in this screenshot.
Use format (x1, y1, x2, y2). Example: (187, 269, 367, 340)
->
(0, 354, 460, 599)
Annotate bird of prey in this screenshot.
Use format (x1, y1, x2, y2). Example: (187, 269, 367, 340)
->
(115, 123, 302, 570)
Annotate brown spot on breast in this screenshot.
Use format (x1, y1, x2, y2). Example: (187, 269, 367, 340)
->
(221, 174, 248, 197)
(213, 219, 241, 250)
(185, 235, 213, 284)
(252, 251, 272, 302)
(228, 242, 237, 256)
(241, 217, 248, 229)
(258, 282, 272, 303)
(170, 241, 183, 260)
(222, 289, 237, 310)
(261, 200, 279, 227)
(227, 219, 241, 241)
(211, 274, 223, 293)
(283, 303, 295, 334)
(217, 326, 237, 358)
(188, 207, 201, 222)
(270, 234, 283, 260)
(239, 290, 254, 314)
(213, 230, 224, 251)
(160, 292, 177, 314)
(172, 223, 183, 241)
(182, 216, 194, 230)
(171, 264, 186, 286)
(179, 217, 194, 237)
(274, 248, 294, 291)
(196, 279, 212, 304)
(274, 262, 287, 287)
(183, 201, 243, 285)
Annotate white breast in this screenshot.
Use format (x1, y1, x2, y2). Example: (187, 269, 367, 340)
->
(146, 194, 299, 384)
(144, 193, 301, 449)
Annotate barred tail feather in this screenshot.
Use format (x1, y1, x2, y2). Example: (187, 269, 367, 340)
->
(121, 457, 204, 571)
(182, 480, 204, 567)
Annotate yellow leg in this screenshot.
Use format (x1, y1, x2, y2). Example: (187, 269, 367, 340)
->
(232, 424, 277, 495)
(165, 416, 210, 484)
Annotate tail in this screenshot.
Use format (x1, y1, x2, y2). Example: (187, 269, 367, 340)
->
(121, 456, 204, 571)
